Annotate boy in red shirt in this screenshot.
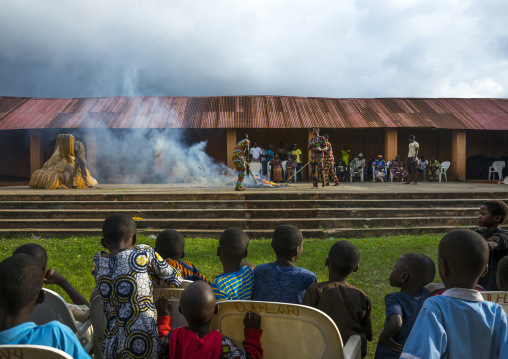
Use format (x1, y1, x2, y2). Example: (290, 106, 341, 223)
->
(156, 281, 263, 359)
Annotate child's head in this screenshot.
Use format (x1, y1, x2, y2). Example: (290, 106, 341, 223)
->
(271, 225, 303, 261)
(102, 213, 137, 249)
(0, 254, 44, 317)
(438, 229, 489, 288)
(326, 240, 360, 279)
(179, 281, 216, 326)
(13, 243, 48, 274)
(217, 227, 250, 264)
(389, 253, 435, 289)
(497, 256, 508, 291)
(478, 200, 508, 228)
(155, 229, 185, 260)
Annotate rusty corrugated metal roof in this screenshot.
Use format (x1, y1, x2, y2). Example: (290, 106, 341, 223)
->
(0, 96, 507, 130)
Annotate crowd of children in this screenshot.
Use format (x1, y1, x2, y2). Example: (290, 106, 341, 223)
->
(1, 200, 508, 358)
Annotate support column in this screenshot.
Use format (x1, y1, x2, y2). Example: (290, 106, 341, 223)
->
(30, 131, 43, 175)
(307, 129, 313, 179)
(85, 132, 97, 176)
(226, 129, 237, 169)
(452, 130, 466, 181)
(384, 128, 398, 162)
(154, 132, 164, 174)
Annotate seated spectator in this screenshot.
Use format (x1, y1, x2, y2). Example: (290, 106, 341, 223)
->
(13, 243, 89, 321)
(212, 228, 254, 302)
(303, 241, 372, 358)
(253, 225, 317, 304)
(269, 153, 283, 183)
(286, 155, 298, 182)
(154, 229, 208, 283)
(416, 156, 429, 181)
(374, 155, 387, 182)
(350, 153, 365, 181)
(497, 256, 508, 291)
(375, 253, 435, 358)
(388, 155, 408, 182)
(291, 144, 303, 180)
(367, 155, 376, 180)
(428, 157, 440, 182)
(401, 229, 508, 358)
(156, 281, 263, 359)
(336, 158, 347, 182)
(0, 254, 91, 358)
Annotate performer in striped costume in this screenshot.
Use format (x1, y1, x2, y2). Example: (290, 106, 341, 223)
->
(232, 133, 250, 191)
(323, 134, 340, 186)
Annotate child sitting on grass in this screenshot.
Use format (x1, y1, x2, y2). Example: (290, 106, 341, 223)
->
(302, 240, 372, 358)
(91, 213, 182, 359)
(0, 254, 91, 358)
(212, 227, 254, 302)
(154, 229, 208, 283)
(475, 199, 508, 290)
(156, 281, 263, 358)
(253, 225, 316, 304)
(13, 243, 89, 320)
(375, 253, 435, 358)
(497, 256, 508, 291)
(401, 229, 508, 359)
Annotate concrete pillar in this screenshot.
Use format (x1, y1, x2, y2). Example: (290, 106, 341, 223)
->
(226, 129, 237, 169)
(85, 132, 97, 176)
(307, 129, 313, 179)
(30, 131, 43, 175)
(154, 132, 164, 174)
(452, 130, 466, 181)
(384, 128, 398, 161)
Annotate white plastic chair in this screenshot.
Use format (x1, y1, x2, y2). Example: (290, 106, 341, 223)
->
(180, 279, 193, 288)
(489, 161, 505, 181)
(372, 164, 388, 182)
(267, 163, 272, 181)
(425, 282, 445, 293)
(281, 161, 287, 179)
(250, 162, 262, 177)
(438, 161, 451, 182)
(89, 290, 105, 359)
(350, 166, 364, 182)
(480, 291, 508, 315)
(210, 300, 361, 359)
(28, 288, 92, 353)
(0, 345, 73, 359)
(153, 288, 188, 328)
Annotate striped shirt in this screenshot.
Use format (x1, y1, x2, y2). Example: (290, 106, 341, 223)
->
(212, 266, 254, 302)
(165, 258, 208, 283)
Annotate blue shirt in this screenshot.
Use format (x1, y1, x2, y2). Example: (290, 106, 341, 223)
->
(212, 266, 254, 302)
(401, 288, 508, 359)
(375, 288, 429, 359)
(253, 262, 317, 304)
(0, 321, 92, 359)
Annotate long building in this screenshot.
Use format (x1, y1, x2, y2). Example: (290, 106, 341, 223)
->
(1, 96, 507, 184)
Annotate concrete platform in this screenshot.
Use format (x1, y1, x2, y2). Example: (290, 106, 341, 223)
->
(0, 182, 507, 239)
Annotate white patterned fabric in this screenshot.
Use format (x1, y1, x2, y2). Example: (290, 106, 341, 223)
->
(91, 244, 182, 359)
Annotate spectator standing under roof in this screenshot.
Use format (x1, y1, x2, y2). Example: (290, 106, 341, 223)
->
(291, 144, 303, 181)
(249, 142, 262, 163)
(260, 144, 268, 177)
(277, 142, 287, 161)
(405, 135, 419, 185)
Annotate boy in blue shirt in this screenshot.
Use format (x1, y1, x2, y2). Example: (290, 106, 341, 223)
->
(253, 225, 316, 304)
(0, 254, 91, 358)
(375, 253, 435, 358)
(212, 227, 254, 302)
(401, 229, 508, 359)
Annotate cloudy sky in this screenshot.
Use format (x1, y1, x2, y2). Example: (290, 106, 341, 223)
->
(1, 0, 507, 99)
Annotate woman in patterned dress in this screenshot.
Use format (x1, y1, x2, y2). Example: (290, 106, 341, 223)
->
(91, 214, 182, 359)
(232, 133, 250, 191)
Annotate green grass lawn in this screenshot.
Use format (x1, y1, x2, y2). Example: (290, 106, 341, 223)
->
(0, 234, 443, 358)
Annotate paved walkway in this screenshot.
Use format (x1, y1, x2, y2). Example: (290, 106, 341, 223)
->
(1, 181, 507, 195)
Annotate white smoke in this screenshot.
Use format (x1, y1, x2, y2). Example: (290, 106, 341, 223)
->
(90, 128, 241, 188)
